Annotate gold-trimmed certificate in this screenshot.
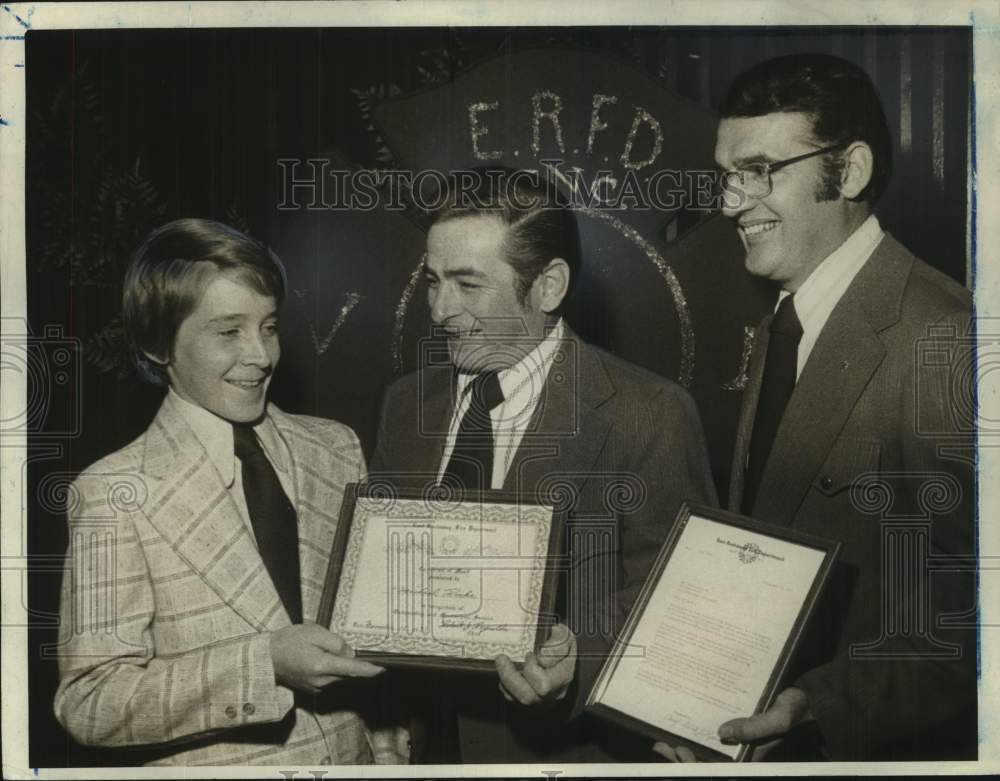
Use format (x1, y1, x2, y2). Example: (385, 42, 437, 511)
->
(586, 502, 840, 761)
(316, 484, 565, 672)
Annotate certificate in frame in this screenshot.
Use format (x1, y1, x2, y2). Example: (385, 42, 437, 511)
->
(586, 501, 840, 762)
(317, 483, 565, 672)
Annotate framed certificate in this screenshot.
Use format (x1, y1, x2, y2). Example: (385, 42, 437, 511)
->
(586, 502, 840, 762)
(316, 483, 565, 672)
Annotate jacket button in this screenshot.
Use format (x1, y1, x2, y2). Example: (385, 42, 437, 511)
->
(225, 705, 238, 718)
(820, 476, 834, 490)
(242, 702, 256, 715)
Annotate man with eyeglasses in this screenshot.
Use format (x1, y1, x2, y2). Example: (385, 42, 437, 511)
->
(656, 53, 975, 761)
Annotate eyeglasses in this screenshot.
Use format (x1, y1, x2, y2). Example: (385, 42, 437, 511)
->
(717, 142, 848, 202)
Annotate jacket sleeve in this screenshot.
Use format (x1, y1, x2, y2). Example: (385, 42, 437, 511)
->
(53, 472, 294, 748)
(618, 383, 720, 611)
(572, 382, 719, 717)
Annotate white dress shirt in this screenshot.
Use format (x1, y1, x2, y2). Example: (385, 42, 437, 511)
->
(779, 214, 885, 380)
(437, 319, 566, 489)
(167, 389, 297, 545)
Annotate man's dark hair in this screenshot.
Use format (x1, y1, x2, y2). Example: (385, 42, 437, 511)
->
(720, 53, 892, 205)
(123, 217, 286, 386)
(429, 167, 582, 309)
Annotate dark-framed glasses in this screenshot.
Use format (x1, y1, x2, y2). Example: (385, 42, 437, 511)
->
(717, 142, 848, 202)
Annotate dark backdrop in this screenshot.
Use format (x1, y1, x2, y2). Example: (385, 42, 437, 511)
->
(24, 26, 971, 766)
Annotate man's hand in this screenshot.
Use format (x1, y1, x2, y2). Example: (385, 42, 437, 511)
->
(270, 623, 384, 694)
(653, 687, 812, 762)
(496, 623, 576, 706)
(651, 741, 699, 762)
(719, 685, 812, 760)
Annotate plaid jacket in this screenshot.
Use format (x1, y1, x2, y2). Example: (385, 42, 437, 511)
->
(55, 399, 407, 766)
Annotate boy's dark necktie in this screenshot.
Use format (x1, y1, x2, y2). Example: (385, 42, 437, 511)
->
(234, 425, 303, 624)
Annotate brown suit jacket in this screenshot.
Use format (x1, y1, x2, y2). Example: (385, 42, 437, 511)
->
(370, 329, 718, 762)
(55, 398, 401, 765)
(729, 233, 977, 760)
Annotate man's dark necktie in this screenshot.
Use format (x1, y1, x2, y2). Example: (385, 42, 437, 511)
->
(442, 371, 504, 491)
(234, 425, 303, 624)
(743, 295, 803, 515)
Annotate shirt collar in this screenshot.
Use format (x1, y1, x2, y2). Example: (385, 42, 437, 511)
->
(166, 389, 286, 487)
(456, 319, 565, 407)
(777, 214, 884, 322)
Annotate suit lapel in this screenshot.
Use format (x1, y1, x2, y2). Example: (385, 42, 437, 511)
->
(420, 366, 454, 477)
(750, 236, 912, 525)
(753, 299, 886, 524)
(388, 365, 453, 481)
(269, 405, 360, 622)
(503, 332, 613, 496)
(141, 399, 291, 632)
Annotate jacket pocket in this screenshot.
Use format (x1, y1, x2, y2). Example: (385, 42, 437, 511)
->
(812, 439, 882, 497)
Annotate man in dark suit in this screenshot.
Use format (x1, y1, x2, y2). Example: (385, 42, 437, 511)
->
(657, 53, 976, 762)
(370, 170, 717, 762)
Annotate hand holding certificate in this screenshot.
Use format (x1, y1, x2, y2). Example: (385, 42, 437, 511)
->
(497, 622, 577, 704)
(586, 502, 839, 762)
(317, 484, 565, 672)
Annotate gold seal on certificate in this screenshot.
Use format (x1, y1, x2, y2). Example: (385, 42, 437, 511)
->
(586, 502, 840, 761)
(316, 483, 564, 671)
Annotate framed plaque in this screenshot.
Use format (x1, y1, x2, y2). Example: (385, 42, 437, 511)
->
(586, 502, 840, 762)
(317, 483, 565, 672)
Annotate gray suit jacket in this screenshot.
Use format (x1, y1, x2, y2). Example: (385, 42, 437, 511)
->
(370, 329, 718, 763)
(729, 233, 977, 760)
(55, 399, 400, 765)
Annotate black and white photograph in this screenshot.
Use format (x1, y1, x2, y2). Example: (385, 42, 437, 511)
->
(0, 1, 996, 775)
